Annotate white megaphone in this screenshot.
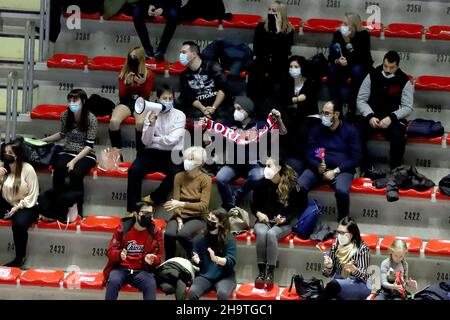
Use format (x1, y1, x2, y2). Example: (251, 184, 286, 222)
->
(134, 97, 166, 115)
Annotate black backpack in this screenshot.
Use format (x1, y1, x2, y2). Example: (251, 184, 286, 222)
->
(85, 94, 115, 117)
(439, 174, 450, 197)
(37, 188, 84, 222)
(288, 274, 324, 299)
(303, 53, 329, 81)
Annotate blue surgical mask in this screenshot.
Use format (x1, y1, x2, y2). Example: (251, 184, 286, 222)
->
(289, 67, 301, 78)
(69, 104, 81, 113)
(160, 101, 174, 113)
(179, 53, 190, 66)
(321, 115, 333, 127)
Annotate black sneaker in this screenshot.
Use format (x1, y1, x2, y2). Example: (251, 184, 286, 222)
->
(154, 52, 165, 63)
(4, 257, 26, 268)
(361, 168, 386, 180)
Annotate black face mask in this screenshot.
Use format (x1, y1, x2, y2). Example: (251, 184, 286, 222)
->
(138, 214, 152, 228)
(267, 13, 276, 32)
(3, 154, 15, 165)
(206, 219, 218, 232)
(128, 56, 139, 71)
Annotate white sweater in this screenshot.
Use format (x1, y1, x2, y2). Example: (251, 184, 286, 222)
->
(1, 162, 39, 209)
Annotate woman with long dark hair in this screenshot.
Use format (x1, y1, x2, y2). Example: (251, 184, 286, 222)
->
(42, 88, 98, 216)
(252, 158, 303, 290)
(321, 216, 372, 300)
(0, 137, 39, 267)
(188, 208, 237, 300)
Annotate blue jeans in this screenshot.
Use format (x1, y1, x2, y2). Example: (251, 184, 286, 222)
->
(297, 169, 354, 221)
(334, 276, 371, 300)
(216, 164, 264, 211)
(105, 266, 157, 300)
(285, 157, 305, 177)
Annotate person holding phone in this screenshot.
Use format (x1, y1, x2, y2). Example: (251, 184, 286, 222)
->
(109, 46, 155, 156)
(0, 137, 39, 267)
(103, 201, 163, 300)
(251, 158, 304, 290)
(163, 147, 212, 260)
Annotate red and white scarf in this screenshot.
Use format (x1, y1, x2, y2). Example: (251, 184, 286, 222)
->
(196, 113, 279, 145)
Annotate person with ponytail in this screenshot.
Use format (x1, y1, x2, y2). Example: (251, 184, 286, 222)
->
(321, 217, 371, 300)
(251, 157, 303, 290)
(0, 137, 39, 267)
(42, 88, 98, 217)
(163, 146, 211, 260)
(188, 208, 237, 300)
(375, 239, 417, 300)
(103, 201, 163, 300)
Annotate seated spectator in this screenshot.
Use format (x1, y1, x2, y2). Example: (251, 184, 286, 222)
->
(103, 201, 163, 300)
(375, 239, 417, 300)
(163, 146, 212, 259)
(103, 1, 182, 61)
(356, 51, 414, 174)
(127, 84, 185, 213)
(247, 0, 294, 115)
(42, 89, 97, 217)
(188, 208, 237, 300)
(0, 137, 39, 267)
(109, 46, 155, 156)
(328, 13, 373, 116)
(252, 158, 303, 290)
(215, 96, 287, 211)
(179, 41, 232, 124)
(297, 101, 361, 222)
(275, 55, 321, 175)
(321, 217, 371, 300)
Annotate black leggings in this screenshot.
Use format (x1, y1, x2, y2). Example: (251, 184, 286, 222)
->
(0, 196, 38, 259)
(52, 153, 97, 216)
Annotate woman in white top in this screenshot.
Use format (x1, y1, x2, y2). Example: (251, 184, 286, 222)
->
(0, 137, 39, 267)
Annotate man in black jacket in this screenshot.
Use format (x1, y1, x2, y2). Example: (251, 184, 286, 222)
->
(356, 51, 414, 173)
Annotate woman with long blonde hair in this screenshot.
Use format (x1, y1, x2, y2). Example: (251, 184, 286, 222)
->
(109, 46, 155, 157)
(247, 1, 294, 114)
(328, 12, 373, 116)
(251, 157, 303, 290)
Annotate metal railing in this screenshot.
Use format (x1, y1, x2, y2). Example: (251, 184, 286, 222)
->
(22, 20, 36, 113)
(5, 71, 19, 143)
(39, 0, 50, 62)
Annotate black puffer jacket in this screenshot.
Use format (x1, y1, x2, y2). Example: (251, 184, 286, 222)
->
(374, 166, 435, 202)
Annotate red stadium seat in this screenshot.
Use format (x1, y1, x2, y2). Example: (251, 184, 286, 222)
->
(435, 189, 450, 201)
(20, 269, 65, 287)
(288, 17, 302, 31)
(0, 219, 12, 227)
(350, 178, 385, 196)
(380, 236, 422, 254)
(292, 237, 334, 248)
(47, 54, 88, 69)
(222, 14, 262, 29)
(80, 216, 122, 233)
(279, 233, 293, 245)
(370, 133, 442, 145)
(361, 234, 380, 250)
(145, 58, 169, 74)
(398, 188, 433, 199)
(235, 230, 250, 242)
(0, 267, 21, 285)
(384, 23, 424, 39)
(31, 105, 67, 120)
(361, 21, 383, 37)
(153, 218, 167, 231)
(168, 61, 188, 75)
(235, 283, 279, 300)
(37, 215, 81, 231)
(64, 271, 104, 290)
(303, 18, 342, 33)
(415, 75, 450, 92)
(424, 239, 450, 257)
(88, 56, 126, 71)
(426, 25, 450, 40)
(280, 286, 303, 300)
(108, 13, 133, 22)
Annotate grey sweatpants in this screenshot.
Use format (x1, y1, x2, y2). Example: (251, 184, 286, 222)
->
(187, 275, 237, 300)
(254, 220, 295, 266)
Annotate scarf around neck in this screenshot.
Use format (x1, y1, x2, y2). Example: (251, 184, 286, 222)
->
(336, 242, 358, 278)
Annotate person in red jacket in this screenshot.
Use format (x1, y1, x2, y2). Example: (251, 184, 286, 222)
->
(109, 46, 155, 156)
(103, 201, 163, 300)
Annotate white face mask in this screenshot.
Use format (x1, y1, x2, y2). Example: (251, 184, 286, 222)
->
(264, 167, 277, 180)
(289, 67, 301, 78)
(382, 70, 396, 79)
(337, 233, 351, 246)
(183, 160, 197, 171)
(340, 25, 351, 37)
(321, 115, 333, 127)
(233, 110, 246, 122)
(179, 53, 190, 66)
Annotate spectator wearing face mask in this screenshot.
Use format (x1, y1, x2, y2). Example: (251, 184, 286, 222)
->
(321, 217, 371, 300)
(251, 158, 303, 290)
(42, 89, 97, 217)
(247, 0, 294, 108)
(188, 208, 237, 300)
(127, 84, 185, 214)
(276, 55, 321, 176)
(328, 13, 373, 117)
(103, 201, 163, 300)
(215, 96, 287, 212)
(0, 137, 39, 267)
(163, 147, 212, 260)
(297, 101, 361, 222)
(356, 51, 414, 175)
(108, 46, 155, 156)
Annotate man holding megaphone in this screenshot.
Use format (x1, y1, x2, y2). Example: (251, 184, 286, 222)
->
(126, 84, 186, 214)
